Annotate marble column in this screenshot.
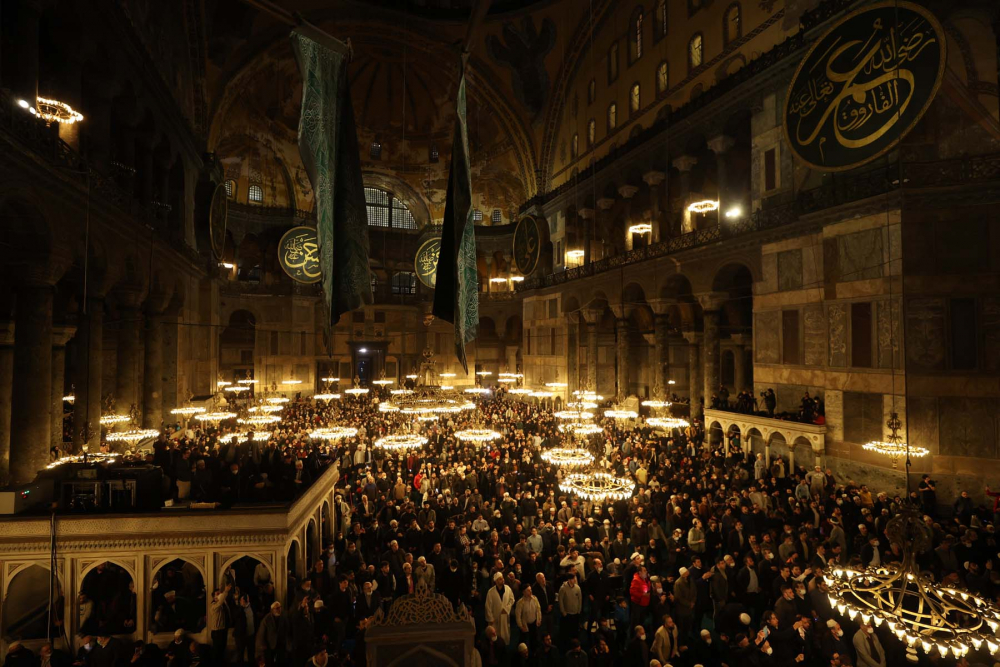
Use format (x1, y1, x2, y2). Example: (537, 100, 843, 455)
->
(116, 306, 142, 413)
(673, 155, 698, 234)
(143, 311, 163, 428)
(707, 134, 736, 220)
(597, 198, 615, 256)
(161, 306, 180, 418)
(585, 319, 599, 390)
(615, 317, 630, 399)
(0, 322, 14, 482)
(698, 292, 727, 407)
(618, 185, 639, 250)
(565, 314, 579, 393)
(73, 298, 103, 453)
(579, 208, 595, 265)
(51, 325, 76, 452)
(643, 171, 666, 242)
(10, 284, 53, 484)
(683, 332, 702, 409)
(653, 313, 670, 396)
(733, 345, 746, 391)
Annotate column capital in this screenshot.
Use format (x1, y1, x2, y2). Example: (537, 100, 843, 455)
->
(683, 331, 703, 345)
(642, 171, 666, 186)
(52, 325, 77, 348)
(642, 333, 657, 346)
(113, 285, 146, 310)
(696, 291, 729, 312)
(596, 198, 616, 211)
(650, 298, 679, 316)
(672, 155, 698, 172)
(707, 134, 736, 155)
(564, 311, 580, 325)
(617, 185, 639, 199)
(609, 303, 628, 320)
(581, 308, 603, 325)
(578, 208, 596, 220)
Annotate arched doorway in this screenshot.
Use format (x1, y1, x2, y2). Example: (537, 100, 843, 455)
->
(1, 564, 63, 642)
(149, 559, 206, 634)
(79, 561, 135, 638)
(219, 556, 274, 610)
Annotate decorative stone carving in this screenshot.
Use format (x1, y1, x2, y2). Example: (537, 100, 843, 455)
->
(876, 299, 901, 369)
(371, 583, 472, 627)
(939, 397, 998, 458)
(755, 311, 780, 364)
(777, 249, 803, 291)
(803, 305, 826, 366)
(905, 298, 946, 371)
(828, 304, 848, 367)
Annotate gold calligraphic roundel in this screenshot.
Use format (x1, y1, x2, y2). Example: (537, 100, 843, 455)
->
(414, 237, 441, 288)
(783, 1, 945, 172)
(278, 226, 321, 284)
(209, 183, 228, 260)
(512, 216, 541, 276)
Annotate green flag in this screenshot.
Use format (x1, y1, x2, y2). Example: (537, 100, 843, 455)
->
(291, 29, 371, 325)
(432, 64, 479, 374)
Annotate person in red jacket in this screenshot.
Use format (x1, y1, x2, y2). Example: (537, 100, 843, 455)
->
(629, 565, 651, 631)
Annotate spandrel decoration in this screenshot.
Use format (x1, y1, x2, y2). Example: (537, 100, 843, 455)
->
(783, 1, 945, 172)
(278, 225, 321, 284)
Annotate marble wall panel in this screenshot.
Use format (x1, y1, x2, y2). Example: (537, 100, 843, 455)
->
(905, 298, 946, 371)
(755, 311, 780, 364)
(938, 397, 998, 459)
(777, 249, 803, 291)
(828, 304, 848, 366)
(803, 305, 826, 366)
(876, 299, 901, 369)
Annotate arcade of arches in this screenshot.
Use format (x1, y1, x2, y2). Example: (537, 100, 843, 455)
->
(1, 0, 1000, 664)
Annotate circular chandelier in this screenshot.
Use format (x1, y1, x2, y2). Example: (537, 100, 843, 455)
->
(314, 392, 341, 401)
(559, 471, 634, 502)
(558, 423, 603, 435)
(375, 434, 428, 449)
(238, 378, 258, 385)
(464, 387, 490, 394)
(508, 387, 532, 394)
(310, 427, 358, 440)
(63, 394, 75, 403)
(33, 97, 84, 124)
(106, 427, 159, 446)
(573, 390, 604, 401)
(373, 379, 394, 386)
(476, 371, 492, 377)
(567, 401, 597, 410)
(100, 414, 130, 426)
(863, 412, 929, 469)
(345, 387, 370, 395)
(391, 389, 414, 396)
(454, 429, 502, 443)
(217, 380, 232, 388)
(282, 379, 302, 385)
(237, 415, 281, 426)
(604, 409, 638, 420)
(378, 402, 400, 413)
(545, 382, 568, 389)
(541, 447, 594, 467)
(647, 417, 690, 430)
(267, 397, 290, 404)
(223, 385, 249, 394)
(529, 390, 554, 398)
(249, 405, 283, 413)
(417, 414, 438, 422)
(196, 411, 237, 423)
(826, 506, 1000, 660)
(497, 377, 518, 383)
(641, 400, 671, 408)
(170, 406, 206, 416)
(439, 373, 456, 379)
(555, 410, 594, 420)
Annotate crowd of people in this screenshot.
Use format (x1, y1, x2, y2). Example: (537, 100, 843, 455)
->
(7, 386, 994, 667)
(711, 387, 825, 425)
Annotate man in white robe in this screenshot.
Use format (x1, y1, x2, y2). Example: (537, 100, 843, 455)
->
(484, 572, 515, 643)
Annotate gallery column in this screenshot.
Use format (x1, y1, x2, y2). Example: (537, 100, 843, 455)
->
(582, 309, 600, 391)
(698, 292, 727, 407)
(51, 324, 76, 452)
(614, 312, 630, 400)
(653, 313, 671, 396)
(10, 283, 53, 484)
(143, 310, 163, 428)
(683, 331, 702, 410)
(0, 321, 13, 482)
(115, 298, 143, 414)
(73, 297, 104, 453)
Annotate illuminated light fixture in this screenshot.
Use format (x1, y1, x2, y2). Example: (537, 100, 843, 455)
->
(572, 390, 604, 401)
(237, 415, 281, 426)
(267, 397, 290, 404)
(195, 411, 237, 423)
(555, 410, 594, 420)
(439, 373, 456, 378)
(106, 428, 159, 445)
(238, 378, 258, 384)
(508, 388, 532, 395)
(687, 200, 720, 213)
(559, 471, 634, 502)
(641, 400, 672, 408)
(497, 377, 518, 383)
(863, 413, 929, 469)
(375, 434, 428, 449)
(321, 377, 341, 383)
(282, 379, 303, 385)
(558, 423, 603, 435)
(604, 409, 638, 419)
(510, 276, 525, 282)
(566, 249, 585, 260)
(390, 389, 414, 396)
(441, 385, 454, 390)
(249, 405, 283, 413)
(489, 277, 507, 284)
(541, 447, 595, 467)
(313, 393, 341, 401)
(63, 394, 76, 403)
(826, 504, 998, 659)
(464, 387, 490, 394)
(223, 386, 249, 393)
(220, 262, 235, 269)
(724, 207, 742, 219)
(251, 431, 271, 442)
(170, 406, 206, 416)
(378, 402, 400, 413)
(372, 379, 394, 386)
(405, 374, 419, 380)
(217, 380, 232, 387)
(647, 417, 690, 430)
(667, 380, 676, 385)
(359, 348, 368, 353)
(529, 390, 554, 398)
(17, 99, 30, 109)
(47, 452, 118, 469)
(567, 401, 597, 410)
(545, 382, 568, 388)
(454, 429, 502, 443)
(345, 387, 370, 395)
(35, 96, 84, 124)
(100, 414, 130, 426)
(476, 371, 493, 376)
(498, 372, 524, 378)
(628, 223, 652, 234)
(311, 427, 358, 440)
(418, 414, 439, 422)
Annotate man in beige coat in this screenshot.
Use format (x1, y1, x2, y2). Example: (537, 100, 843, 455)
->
(853, 622, 887, 667)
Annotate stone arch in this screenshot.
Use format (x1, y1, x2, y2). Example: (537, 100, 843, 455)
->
(362, 172, 432, 228)
(711, 261, 755, 337)
(78, 561, 136, 637)
(1, 563, 64, 642)
(563, 295, 581, 316)
(747, 427, 765, 456)
(218, 554, 275, 603)
(768, 431, 788, 462)
(792, 436, 814, 470)
(286, 537, 302, 581)
(707, 419, 724, 445)
(148, 557, 207, 635)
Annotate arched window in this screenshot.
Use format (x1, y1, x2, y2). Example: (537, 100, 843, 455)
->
(370, 141, 382, 159)
(392, 272, 417, 295)
(491, 209, 502, 224)
(247, 184, 264, 204)
(607, 42, 619, 84)
(688, 33, 704, 70)
(364, 187, 418, 229)
(571, 133, 579, 158)
(473, 209, 484, 223)
(629, 83, 641, 115)
(224, 179, 236, 199)
(654, 0, 667, 41)
(587, 119, 596, 146)
(607, 103, 617, 132)
(629, 8, 643, 63)
(657, 61, 669, 95)
(724, 3, 741, 45)
(588, 79, 596, 104)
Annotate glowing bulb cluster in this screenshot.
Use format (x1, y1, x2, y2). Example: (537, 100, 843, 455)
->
(375, 434, 428, 449)
(310, 427, 358, 440)
(454, 429, 502, 443)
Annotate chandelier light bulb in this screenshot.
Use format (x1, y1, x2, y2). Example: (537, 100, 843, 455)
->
(375, 434, 428, 449)
(310, 427, 358, 440)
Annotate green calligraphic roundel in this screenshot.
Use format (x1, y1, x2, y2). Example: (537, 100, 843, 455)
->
(512, 216, 541, 276)
(783, 1, 945, 172)
(415, 237, 441, 288)
(278, 226, 321, 284)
